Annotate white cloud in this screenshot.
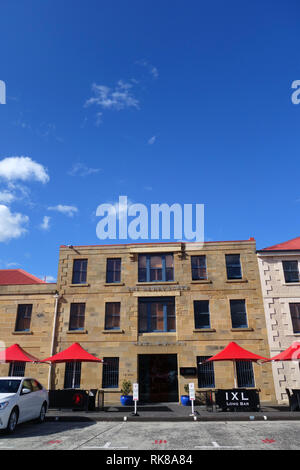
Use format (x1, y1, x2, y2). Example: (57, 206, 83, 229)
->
(0, 205, 29, 242)
(148, 135, 156, 145)
(48, 204, 78, 217)
(0, 156, 49, 183)
(68, 163, 102, 177)
(85, 80, 139, 113)
(0, 190, 15, 204)
(40, 216, 51, 231)
(136, 60, 159, 79)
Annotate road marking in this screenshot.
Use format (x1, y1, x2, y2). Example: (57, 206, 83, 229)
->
(262, 439, 276, 444)
(195, 441, 241, 449)
(82, 441, 128, 449)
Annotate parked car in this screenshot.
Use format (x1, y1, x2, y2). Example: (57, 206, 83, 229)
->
(0, 377, 48, 433)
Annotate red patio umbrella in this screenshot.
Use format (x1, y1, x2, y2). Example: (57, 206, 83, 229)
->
(42, 343, 103, 389)
(201, 342, 268, 388)
(265, 342, 300, 362)
(0, 344, 39, 375)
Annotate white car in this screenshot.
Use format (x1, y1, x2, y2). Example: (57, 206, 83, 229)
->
(0, 377, 48, 433)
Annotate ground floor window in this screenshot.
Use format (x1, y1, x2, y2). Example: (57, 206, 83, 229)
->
(197, 356, 215, 388)
(102, 357, 119, 388)
(64, 361, 81, 389)
(9, 362, 25, 377)
(236, 361, 255, 387)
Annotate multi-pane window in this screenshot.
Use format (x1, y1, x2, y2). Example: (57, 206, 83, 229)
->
(105, 302, 121, 330)
(197, 356, 215, 388)
(9, 362, 26, 377)
(230, 300, 248, 329)
(191, 256, 207, 280)
(64, 362, 81, 389)
(290, 303, 300, 333)
(72, 259, 88, 284)
(15, 304, 32, 332)
(283, 261, 300, 283)
(106, 258, 121, 283)
(138, 297, 176, 332)
(236, 361, 255, 388)
(194, 300, 210, 329)
(225, 254, 242, 279)
(102, 357, 119, 388)
(138, 254, 174, 282)
(69, 303, 85, 331)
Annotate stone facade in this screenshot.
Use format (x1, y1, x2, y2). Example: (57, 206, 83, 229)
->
(50, 239, 276, 404)
(0, 283, 58, 385)
(257, 245, 300, 403)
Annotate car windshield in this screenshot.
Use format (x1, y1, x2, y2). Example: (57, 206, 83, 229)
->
(0, 379, 21, 394)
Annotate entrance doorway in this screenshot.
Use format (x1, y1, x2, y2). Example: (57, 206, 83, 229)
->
(138, 354, 178, 402)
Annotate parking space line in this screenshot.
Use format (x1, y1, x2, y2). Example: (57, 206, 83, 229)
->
(195, 441, 241, 449)
(82, 441, 128, 449)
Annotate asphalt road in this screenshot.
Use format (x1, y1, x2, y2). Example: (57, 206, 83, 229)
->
(0, 420, 299, 450)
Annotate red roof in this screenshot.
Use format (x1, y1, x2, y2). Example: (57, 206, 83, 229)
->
(206, 342, 268, 362)
(0, 269, 46, 285)
(259, 236, 300, 252)
(0, 344, 39, 363)
(267, 342, 300, 361)
(42, 343, 103, 363)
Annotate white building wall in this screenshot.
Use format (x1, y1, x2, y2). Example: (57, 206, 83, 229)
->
(257, 253, 300, 403)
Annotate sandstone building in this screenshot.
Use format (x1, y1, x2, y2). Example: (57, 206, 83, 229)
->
(257, 237, 300, 404)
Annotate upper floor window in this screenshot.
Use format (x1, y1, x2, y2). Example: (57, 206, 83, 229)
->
(138, 254, 174, 282)
(15, 304, 32, 332)
(197, 356, 215, 388)
(105, 302, 121, 330)
(194, 300, 210, 329)
(191, 256, 207, 280)
(230, 299, 248, 329)
(283, 261, 299, 283)
(290, 303, 300, 333)
(72, 259, 88, 284)
(69, 303, 85, 331)
(106, 258, 121, 283)
(138, 297, 176, 333)
(226, 254, 242, 280)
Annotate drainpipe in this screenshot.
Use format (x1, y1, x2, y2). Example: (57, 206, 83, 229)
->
(48, 292, 60, 390)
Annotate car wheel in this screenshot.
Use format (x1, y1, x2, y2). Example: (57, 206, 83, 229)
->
(6, 409, 18, 434)
(36, 403, 47, 423)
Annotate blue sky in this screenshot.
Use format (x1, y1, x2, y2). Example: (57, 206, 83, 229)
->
(0, 0, 300, 281)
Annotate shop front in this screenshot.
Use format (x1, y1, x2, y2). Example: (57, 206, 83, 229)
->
(138, 354, 178, 403)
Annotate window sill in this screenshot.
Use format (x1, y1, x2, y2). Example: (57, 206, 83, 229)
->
(102, 329, 124, 334)
(136, 281, 178, 286)
(283, 282, 300, 286)
(69, 283, 90, 287)
(230, 328, 254, 332)
(12, 331, 32, 335)
(67, 329, 88, 334)
(193, 328, 216, 333)
(104, 282, 125, 286)
(226, 279, 248, 283)
(139, 332, 176, 336)
(191, 280, 212, 284)
(100, 388, 122, 392)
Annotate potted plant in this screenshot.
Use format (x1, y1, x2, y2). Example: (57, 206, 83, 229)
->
(120, 380, 133, 406)
(180, 384, 191, 406)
